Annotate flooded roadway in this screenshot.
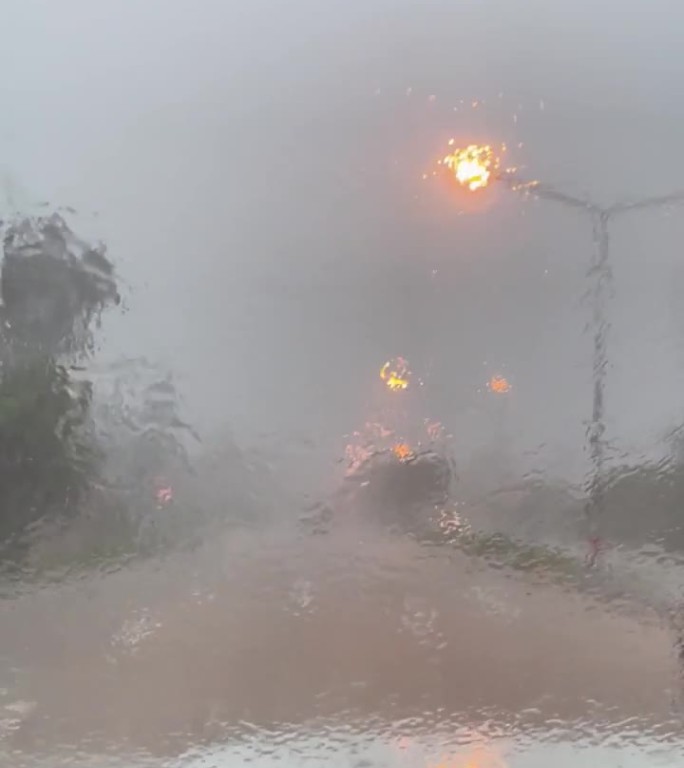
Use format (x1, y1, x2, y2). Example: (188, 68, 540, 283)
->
(1, 519, 682, 765)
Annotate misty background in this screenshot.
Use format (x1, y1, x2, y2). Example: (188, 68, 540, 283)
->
(3, 0, 684, 495)
(4, 1, 684, 765)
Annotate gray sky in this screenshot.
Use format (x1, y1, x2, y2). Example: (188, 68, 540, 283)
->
(3, 0, 684, 481)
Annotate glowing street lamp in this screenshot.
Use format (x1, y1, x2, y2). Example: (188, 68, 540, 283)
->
(380, 357, 411, 391)
(443, 141, 684, 540)
(487, 374, 511, 395)
(443, 143, 498, 191)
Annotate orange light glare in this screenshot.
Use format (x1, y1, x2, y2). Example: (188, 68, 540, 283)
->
(443, 143, 498, 191)
(488, 375, 511, 394)
(392, 443, 413, 461)
(380, 357, 410, 391)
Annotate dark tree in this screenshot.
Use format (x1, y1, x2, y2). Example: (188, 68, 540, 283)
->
(0, 213, 119, 548)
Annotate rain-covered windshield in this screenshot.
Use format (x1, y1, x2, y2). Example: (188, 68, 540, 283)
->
(2, 1, 684, 766)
